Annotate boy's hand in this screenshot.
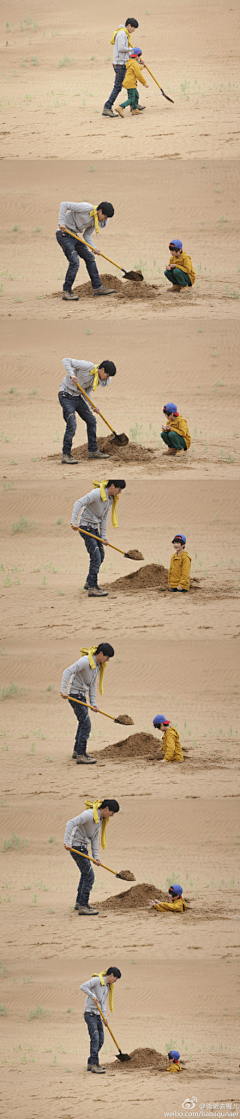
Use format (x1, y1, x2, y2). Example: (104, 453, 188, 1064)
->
(177, 585, 184, 591)
(145, 83, 149, 87)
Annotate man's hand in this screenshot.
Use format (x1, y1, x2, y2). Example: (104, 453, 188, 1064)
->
(95, 859, 101, 866)
(93, 706, 99, 713)
(93, 405, 100, 414)
(94, 247, 101, 255)
(61, 693, 69, 699)
(70, 374, 79, 386)
(59, 224, 66, 231)
(103, 539, 109, 546)
(64, 844, 71, 850)
(71, 524, 79, 531)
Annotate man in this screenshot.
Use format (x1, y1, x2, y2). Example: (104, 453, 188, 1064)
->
(56, 200, 115, 300)
(59, 356, 117, 464)
(64, 797, 120, 914)
(148, 885, 187, 913)
(153, 715, 184, 762)
(71, 478, 126, 597)
(61, 642, 114, 763)
(103, 18, 139, 118)
(80, 966, 122, 1073)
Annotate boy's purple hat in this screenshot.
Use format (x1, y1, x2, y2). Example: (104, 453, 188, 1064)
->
(163, 403, 178, 415)
(130, 47, 142, 56)
(153, 715, 170, 727)
(172, 534, 186, 545)
(169, 885, 183, 897)
(169, 239, 182, 251)
(169, 1050, 180, 1060)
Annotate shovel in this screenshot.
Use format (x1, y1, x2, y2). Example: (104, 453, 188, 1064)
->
(144, 63, 174, 103)
(64, 228, 143, 282)
(94, 1000, 131, 1062)
(64, 693, 133, 725)
(76, 525, 144, 561)
(69, 845, 135, 882)
(75, 380, 128, 446)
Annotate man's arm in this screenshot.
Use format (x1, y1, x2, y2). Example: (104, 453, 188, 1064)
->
(61, 657, 86, 696)
(71, 490, 95, 526)
(116, 29, 131, 57)
(100, 504, 109, 541)
(64, 814, 81, 846)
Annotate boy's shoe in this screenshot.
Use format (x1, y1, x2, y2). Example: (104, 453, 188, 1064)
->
(76, 755, 97, 764)
(131, 109, 141, 115)
(62, 453, 78, 464)
(78, 904, 99, 915)
(88, 450, 110, 459)
(131, 105, 146, 111)
(175, 449, 186, 456)
(93, 286, 115, 296)
(62, 290, 79, 301)
(162, 449, 177, 456)
(170, 285, 182, 292)
(91, 1065, 106, 1073)
(116, 106, 125, 118)
(88, 586, 108, 597)
(102, 107, 117, 117)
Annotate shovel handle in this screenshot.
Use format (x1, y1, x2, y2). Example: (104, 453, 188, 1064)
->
(75, 380, 115, 436)
(64, 694, 117, 721)
(144, 64, 164, 93)
(64, 229, 123, 274)
(69, 845, 118, 877)
(94, 1000, 122, 1052)
(76, 526, 126, 557)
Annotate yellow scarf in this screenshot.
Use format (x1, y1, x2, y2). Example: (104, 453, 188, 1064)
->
(89, 207, 99, 235)
(110, 26, 132, 47)
(90, 365, 99, 392)
(85, 798, 109, 849)
(92, 971, 114, 1012)
(93, 480, 119, 528)
(80, 645, 106, 695)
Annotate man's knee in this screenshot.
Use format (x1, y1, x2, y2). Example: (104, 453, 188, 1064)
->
(71, 250, 79, 269)
(66, 411, 77, 435)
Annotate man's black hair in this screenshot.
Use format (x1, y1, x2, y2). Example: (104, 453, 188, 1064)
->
(106, 479, 126, 489)
(100, 799, 120, 813)
(99, 360, 116, 378)
(97, 203, 114, 218)
(125, 17, 139, 28)
(106, 966, 121, 978)
(95, 643, 114, 658)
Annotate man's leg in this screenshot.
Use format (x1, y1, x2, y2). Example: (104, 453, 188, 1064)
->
(56, 230, 79, 292)
(58, 393, 77, 455)
(70, 849, 95, 906)
(77, 240, 102, 290)
(84, 1013, 102, 1068)
(75, 396, 98, 453)
(68, 695, 91, 756)
(80, 529, 104, 587)
(104, 65, 126, 111)
(161, 431, 187, 450)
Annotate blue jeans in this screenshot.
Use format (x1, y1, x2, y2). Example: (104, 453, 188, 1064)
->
(84, 1012, 104, 1067)
(70, 845, 95, 905)
(104, 64, 126, 109)
(68, 691, 91, 755)
(56, 230, 102, 291)
(80, 525, 105, 587)
(59, 392, 98, 455)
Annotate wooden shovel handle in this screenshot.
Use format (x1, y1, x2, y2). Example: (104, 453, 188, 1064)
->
(64, 229, 122, 273)
(75, 379, 115, 436)
(69, 845, 118, 877)
(144, 63, 163, 91)
(64, 693, 116, 722)
(76, 526, 126, 557)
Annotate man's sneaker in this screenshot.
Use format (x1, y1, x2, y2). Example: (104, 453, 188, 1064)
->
(62, 290, 79, 301)
(88, 586, 108, 597)
(116, 106, 124, 118)
(72, 750, 77, 758)
(74, 902, 80, 910)
(83, 581, 89, 590)
(102, 107, 117, 118)
(78, 904, 99, 915)
(88, 450, 110, 459)
(91, 1065, 106, 1073)
(93, 286, 115, 296)
(76, 754, 97, 764)
(62, 453, 78, 464)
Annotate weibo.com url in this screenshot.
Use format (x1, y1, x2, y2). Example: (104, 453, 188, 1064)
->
(164, 1107, 239, 1118)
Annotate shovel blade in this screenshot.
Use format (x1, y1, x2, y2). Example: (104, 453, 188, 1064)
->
(161, 88, 174, 103)
(111, 432, 129, 446)
(122, 269, 144, 282)
(116, 1052, 131, 1062)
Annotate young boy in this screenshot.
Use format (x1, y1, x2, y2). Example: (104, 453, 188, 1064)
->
(64, 797, 120, 914)
(103, 18, 139, 117)
(71, 478, 126, 597)
(168, 534, 191, 592)
(152, 715, 184, 762)
(148, 884, 187, 913)
(59, 357, 117, 464)
(61, 642, 114, 763)
(56, 200, 115, 300)
(161, 402, 191, 456)
(80, 966, 122, 1072)
(117, 48, 148, 117)
(167, 1050, 182, 1073)
(164, 239, 196, 292)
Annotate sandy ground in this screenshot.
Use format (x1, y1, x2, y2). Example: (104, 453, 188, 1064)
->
(1, 0, 240, 161)
(0, 160, 240, 320)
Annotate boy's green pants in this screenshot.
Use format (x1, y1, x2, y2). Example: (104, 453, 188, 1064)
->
(161, 431, 187, 450)
(120, 88, 139, 109)
(164, 268, 192, 287)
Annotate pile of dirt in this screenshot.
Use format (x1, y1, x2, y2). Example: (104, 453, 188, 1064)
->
(100, 883, 169, 912)
(99, 731, 162, 763)
(111, 1048, 168, 1071)
(52, 273, 160, 302)
(105, 563, 168, 594)
(115, 715, 134, 725)
(118, 870, 136, 882)
(48, 435, 154, 466)
(126, 550, 144, 560)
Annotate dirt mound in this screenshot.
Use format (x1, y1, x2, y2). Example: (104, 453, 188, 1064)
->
(126, 550, 144, 560)
(51, 273, 160, 302)
(111, 1048, 168, 1071)
(105, 563, 168, 594)
(48, 435, 154, 466)
(115, 715, 134, 725)
(99, 731, 161, 762)
(118, 870, 136, 881)
(100, 883, 169, 912)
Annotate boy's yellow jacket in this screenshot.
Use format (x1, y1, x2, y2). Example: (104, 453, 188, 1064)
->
(155, 896, 187, 912)
(166, 413, 191, 448)
(168, 551, 191, 591)
(167, 1061, 182, 1073)
(161, 725, 184, 762)
(168, 251, 196, 285)
(122, 59, 147, 89)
